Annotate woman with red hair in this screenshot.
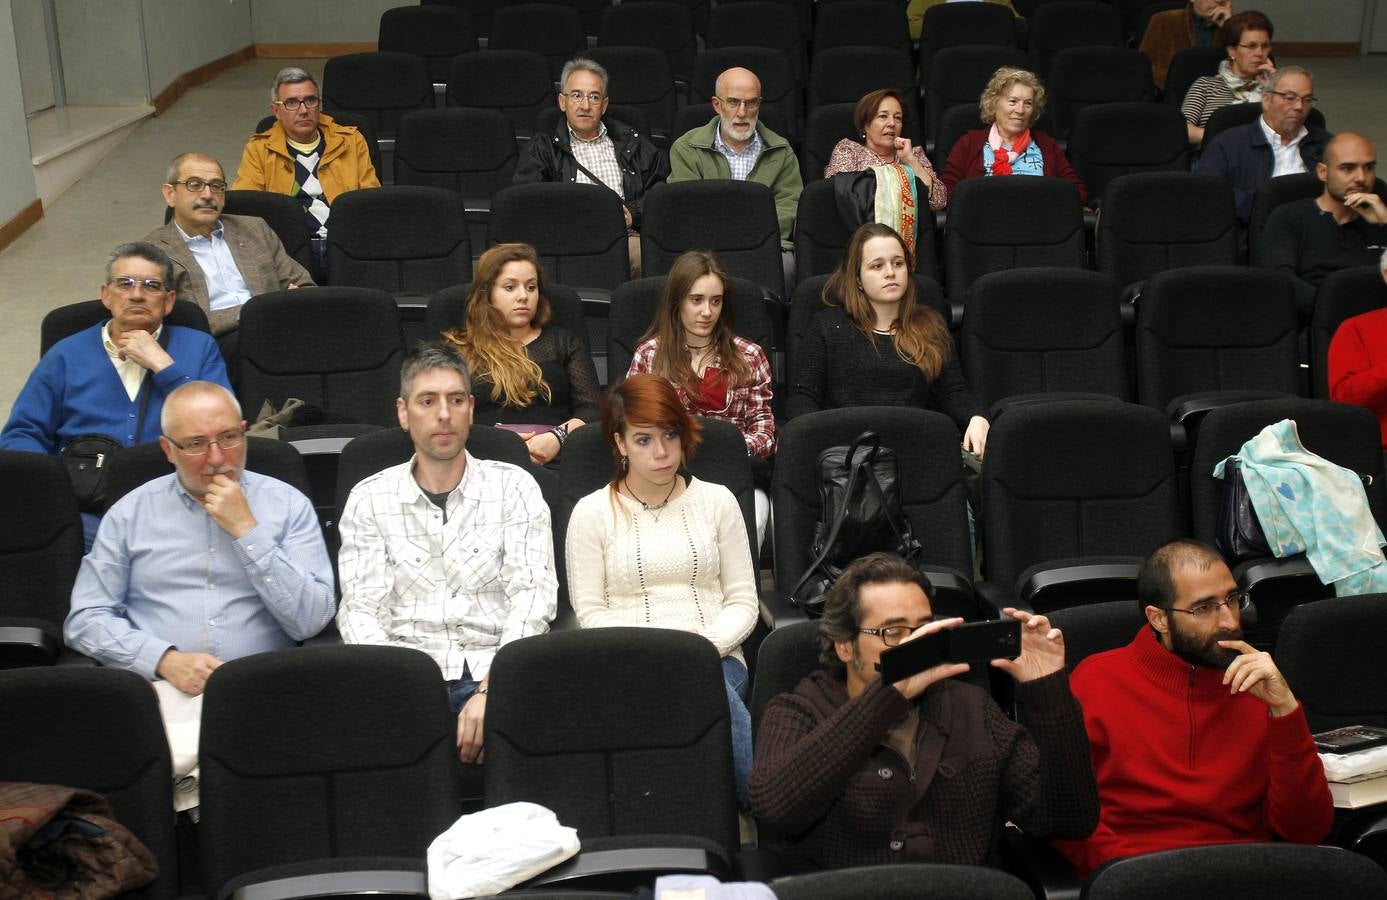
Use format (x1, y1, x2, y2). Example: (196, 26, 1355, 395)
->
(565, 374, 759, 805)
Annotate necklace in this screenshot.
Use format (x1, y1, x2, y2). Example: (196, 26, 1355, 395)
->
(873, 327, 894, 335)
(686, 341, 713, 351)
(623, 477, 678, 522)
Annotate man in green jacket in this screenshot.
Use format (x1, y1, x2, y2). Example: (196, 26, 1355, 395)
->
(669, 67, 803, 282)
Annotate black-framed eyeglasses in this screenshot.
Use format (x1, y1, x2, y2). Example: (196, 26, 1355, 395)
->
(718, 96, 762, 112)
(1164, 591, 1251, 620)
(273, 95, 320, 111)
(169, 178, 227, 194)
(165, 428, 246, 456)
(1267, 90, 1317, 106)
(109, 276, 166, 293)
(859, 619, 934, 647)
(1235, 42, 1272, 51)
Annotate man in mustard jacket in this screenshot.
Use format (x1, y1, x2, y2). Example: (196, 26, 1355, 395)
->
(232, 67, 380, 267)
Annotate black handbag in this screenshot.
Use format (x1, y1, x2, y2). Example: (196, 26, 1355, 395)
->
(790, 431, 923, 617)
(1215, 458, 1272, 561)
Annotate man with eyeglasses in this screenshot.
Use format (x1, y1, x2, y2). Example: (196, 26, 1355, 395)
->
(232, 66, 380, 266)
(1, 242, 231, 543)
(749, 553, 1098, 870)
(146, 152, 314, 337)
(669, 67, 803, 280)
(65, 381, 334, 695)
(1260, 132, 1387, 314)
(514, 58, 668, 278)
(1051, 539, 1333, 875)
(1200, 65, 1332, 224)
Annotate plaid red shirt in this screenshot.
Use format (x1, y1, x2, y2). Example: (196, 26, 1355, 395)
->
(628, 336, 777, 459)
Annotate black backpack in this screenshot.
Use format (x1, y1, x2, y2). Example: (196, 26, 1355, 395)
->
(790, 431, 923, 616)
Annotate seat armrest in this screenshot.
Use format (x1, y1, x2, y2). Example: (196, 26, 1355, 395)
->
(999, 828, 1083, 900)
(761, 588, 808, 629)
(1232, 553, 1317, 590)
(573, 288, 614, 306)
(522, 847, 731, 890)
(987, 392, 1122, 423)
(286, 436, 356, 457)
(976, 581, 1028, 619)
(1018, 558, 1142, 614)
(228, 866, 426, 900)
(1165, 390, 1298, 431)
(0, 622, 61, 666)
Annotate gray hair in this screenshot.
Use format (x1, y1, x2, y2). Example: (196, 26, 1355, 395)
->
(1266, 65, 1312, 94)
(106, 241, 174, 290)
(160, 381, 243, 436)
(400, 342, 472, 400)
(163, 152, 223, 188)
(271, 66, 317, 102)
(560, 57, 609, 96)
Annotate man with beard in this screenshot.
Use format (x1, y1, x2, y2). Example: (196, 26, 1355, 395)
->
(336, 344, 557, 763)
(1259, 132, 1386, 314)
(1050, 540, 1333, 875)
(65, 381, 335, 694)
(669, 66, 803, 280)
(145, 152, 314, 337)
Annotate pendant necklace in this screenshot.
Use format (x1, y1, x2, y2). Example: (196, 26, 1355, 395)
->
(624, 478, 678, 522)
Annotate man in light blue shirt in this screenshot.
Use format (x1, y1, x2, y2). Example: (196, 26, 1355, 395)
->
(65, 381, 334, 694)
(145, 152, 314, 337)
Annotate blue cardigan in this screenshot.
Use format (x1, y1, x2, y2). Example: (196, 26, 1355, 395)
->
(0, 322, 231, 454)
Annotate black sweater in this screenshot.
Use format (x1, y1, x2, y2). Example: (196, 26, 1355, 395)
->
(787, 307, 984, 429)
(469, 326, 601, 427)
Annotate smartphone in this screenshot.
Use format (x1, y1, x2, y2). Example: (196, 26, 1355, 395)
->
(877, 619, 1022, 684)
(1314, 725, 1387, 755)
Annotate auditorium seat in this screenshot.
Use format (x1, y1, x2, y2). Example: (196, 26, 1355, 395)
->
(1046, 47, 1156, 141)
(422, 0, 506, 41)
(598, 2, 697, 87)
(810, 0, 911, 57)
(41, 299, 210, 357)
(770, 864, 1034, 899)
(942, 176, 1086, 305)
(488, 3, 587, 80)
(198, 645, 461, 899)
(1026, 0, 1124, 78)
(488, 182, 631, 297)
(0, 451, 83, 668)
(691, 47, 802, 142)
(446, 49, 555, 140)
(1067, 103, 1190, 204)
(926, 45, 1029, 143)
(706, 2, 807, 89)
(377, 5, 478, 85)
(794, 178, 941, 285)
(806, 47, 920, 128)
(641, 180, 786, 300)
(1047, 600, 1147, 670)
(962, 267, 1129, 415)
(916, 2, 1018, 100)
(978, 400, 1182, 616)
(1082, 844, 1387, 899)
(321, 51, 434, 154)
(326, 186, 472, 306)
(799, 103, 857, 184)
(586, 46, 677, 140)
(1162, 45, 1224, 108)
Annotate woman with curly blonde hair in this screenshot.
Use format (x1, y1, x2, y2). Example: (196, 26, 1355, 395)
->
(941, 66, 1088, 206)
(444, 243, 599, 465)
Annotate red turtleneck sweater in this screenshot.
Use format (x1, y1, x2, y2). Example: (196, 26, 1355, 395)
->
(1051, 627, 1334, 874)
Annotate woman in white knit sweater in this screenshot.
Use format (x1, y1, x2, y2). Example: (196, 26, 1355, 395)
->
(565, 374, 759, 805)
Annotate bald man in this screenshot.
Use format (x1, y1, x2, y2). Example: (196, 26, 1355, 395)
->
(145, 152, 314, 336)
(669, 66, 803, 257)
(1259, 132, 1386, 314)
(65, 381, 334, 695)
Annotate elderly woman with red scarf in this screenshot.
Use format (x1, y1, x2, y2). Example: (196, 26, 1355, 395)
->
(940, 67, 1089, 208)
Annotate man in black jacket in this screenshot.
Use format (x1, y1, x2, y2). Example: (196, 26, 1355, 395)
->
(514, 57, 669, 277)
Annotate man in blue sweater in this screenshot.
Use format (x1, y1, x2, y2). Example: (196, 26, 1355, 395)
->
(2, 241, 230, 454)
(1, 242, 231, 543)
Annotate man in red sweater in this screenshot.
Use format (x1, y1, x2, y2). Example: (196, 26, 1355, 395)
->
(1051, 539, 1334, 874)
(1328, 249, 1387, 448)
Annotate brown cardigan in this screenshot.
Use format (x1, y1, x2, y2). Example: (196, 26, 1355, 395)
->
(1141, 5, 1225, 91)
(748, 668, 1099, 871)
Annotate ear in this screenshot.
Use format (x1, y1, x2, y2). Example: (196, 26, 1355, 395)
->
(396, 396, 408, 430)
(99, 283, 114, 314)
(834, 638, 855, 666)
(1317, 160, 1328, 183)
(161, 183, 177, 208)
(1143, 604, 1170, 636)
(613, 431, 628, 458)
(159, 436, 177, 466)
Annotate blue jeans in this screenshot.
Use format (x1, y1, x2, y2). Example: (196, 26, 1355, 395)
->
(446, 677, 481, 715)
(723, 657, 752, 810)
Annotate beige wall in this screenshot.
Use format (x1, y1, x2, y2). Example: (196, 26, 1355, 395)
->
(0, 0, 38, 224)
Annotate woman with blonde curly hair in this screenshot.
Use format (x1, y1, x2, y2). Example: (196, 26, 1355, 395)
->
(941, 66, 1088, 206)
(444, 243, 599, 465)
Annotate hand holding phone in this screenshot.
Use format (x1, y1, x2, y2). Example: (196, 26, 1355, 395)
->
(992, 608, 1067, 684)
(878, 617, 971, 700)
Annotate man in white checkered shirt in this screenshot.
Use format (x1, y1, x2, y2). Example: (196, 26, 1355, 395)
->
(337, 344, 557, 763)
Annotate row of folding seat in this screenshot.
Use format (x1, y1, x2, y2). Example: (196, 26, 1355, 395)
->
(208, 166, 1368, 332)
(6, 619, 1384, 897)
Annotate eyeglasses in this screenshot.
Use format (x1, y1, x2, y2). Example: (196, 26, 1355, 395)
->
(718, 96, 762, 112)
(1267, 90, 1317, 106)
(273, 95, 320, 111)
(169, 178, 227, 194)
(165, 428, 246, 456)
(565, 90, 605, 104)
(859, 619, 934, 647)
(1164, 591, 1251, 620)
(109, 276, 166, 293)
(1235, 42, 1273, 51)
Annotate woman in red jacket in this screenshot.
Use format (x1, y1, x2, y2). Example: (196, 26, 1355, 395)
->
(941, 67, 1089, 207)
